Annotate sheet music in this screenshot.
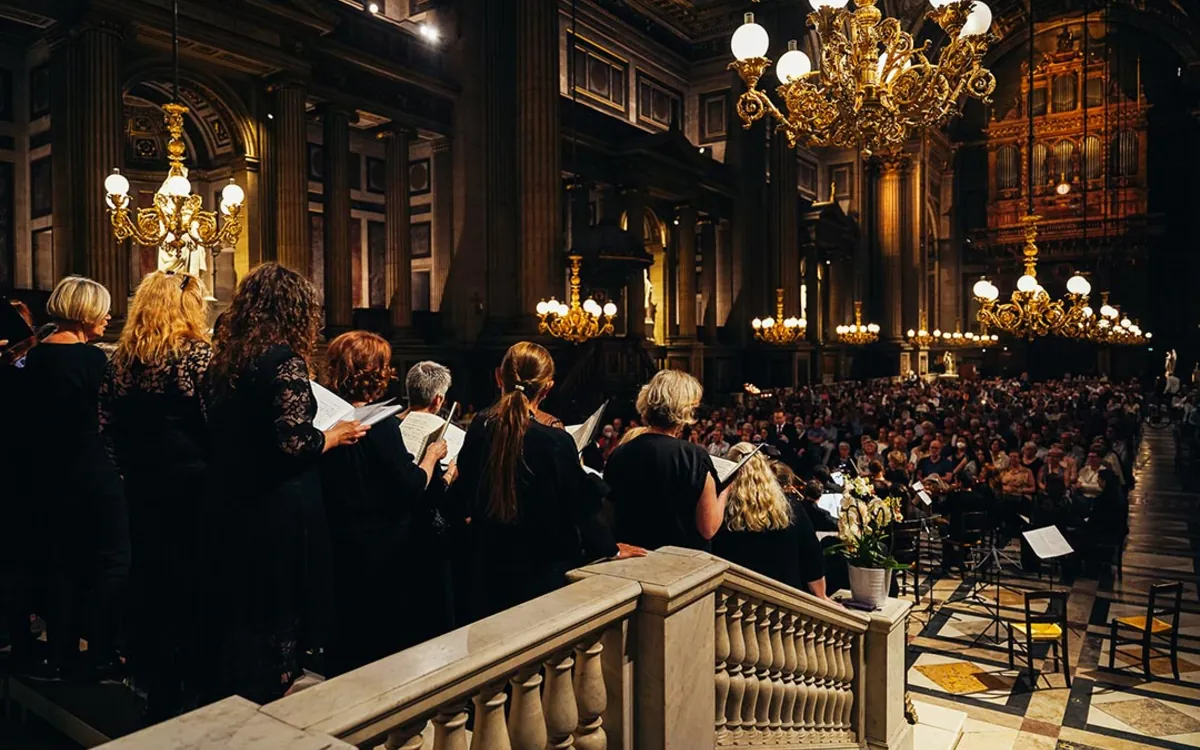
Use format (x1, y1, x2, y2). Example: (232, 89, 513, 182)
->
(830, 472, 845, 487)
(565, 402, 608, 454)
(711, 444, 764, 486)
(816, 531, 840, 541)
(400, 410, 466, 466)
(582, 464, 603, 478)
(349, 399, 403, 428)
(1022, 525, 1074, 560)
(311, 381, 353, 431)
(911, 481, 932, 506)
(817, 493, 843, 517)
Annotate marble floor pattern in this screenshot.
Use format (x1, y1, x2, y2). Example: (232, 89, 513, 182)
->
(900, 426, 1200, 749)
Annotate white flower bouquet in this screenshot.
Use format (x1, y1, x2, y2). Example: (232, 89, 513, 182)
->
(826, 476, 908, 571)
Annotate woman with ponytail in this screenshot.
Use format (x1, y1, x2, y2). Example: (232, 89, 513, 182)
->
(454, 342, 643, 620)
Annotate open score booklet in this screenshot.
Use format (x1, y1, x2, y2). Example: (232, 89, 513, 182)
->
(311, 381, 404, 432)
(400, 404, 465, 467)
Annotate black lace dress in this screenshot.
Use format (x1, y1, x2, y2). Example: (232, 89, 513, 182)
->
(98, 338, 211, 719)
(204, 345, 330, 704)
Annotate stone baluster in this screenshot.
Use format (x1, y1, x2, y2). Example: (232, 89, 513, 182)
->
(714, 591, 731, 741)
(509, 667, 548, 750)
(739, 598, 760, 743)
(754, 603, 774, 737)
(779, 613, 798, 737)
(386, 721, 428, 749)
(823, 627, 842, 734)
(433, 708, 469, 750)
(573, 637, 607, 750)
(725, 594, 746, 740)
(802, 620, 820, 731)
(768, 609, 785, 739)
(791, 617, 808, 733)
(543, 653, 579, 750)
(813, 624, 830, 737)
(471, 685, 511, 750)
(840, 632, 856, 735)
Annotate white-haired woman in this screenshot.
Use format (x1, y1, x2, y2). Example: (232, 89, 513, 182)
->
(18, 276, 128, 679)
(606, 370, 728, 550)
(713, 443, 828, 598)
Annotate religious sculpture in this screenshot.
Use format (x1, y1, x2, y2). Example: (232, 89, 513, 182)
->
(643, 268, 657, 327)
(1165, 349, 1177, 377)
(942, 350, 957, 376)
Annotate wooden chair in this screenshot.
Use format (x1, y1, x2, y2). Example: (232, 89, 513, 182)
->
(1008, 590, 1071, 688)
(892, 519, 923, 604)
(1109, 581, 1183, 679)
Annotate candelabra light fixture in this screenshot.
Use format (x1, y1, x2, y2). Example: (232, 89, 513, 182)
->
(752, 288, 807, 346)
(728, 0, 996, 156)
(942, 323, 999, 348)
(103, 0, 244, 272)
(837, 301, 880, 345)
(972, 216, 1092, 340)
(1079, 292, 1151, 346)
(906, 312, 940, 348)
(536, 255, 618, 345)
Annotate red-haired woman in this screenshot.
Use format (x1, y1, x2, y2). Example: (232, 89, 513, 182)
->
(453, 342, 644, 621)
(320, 331, 446, 673)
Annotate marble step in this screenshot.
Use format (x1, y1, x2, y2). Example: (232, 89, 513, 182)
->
(912, 699, 967, 750)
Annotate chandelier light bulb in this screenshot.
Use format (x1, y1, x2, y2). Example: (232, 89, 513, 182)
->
(536, 300, 549, 315)
(603, 302, 617, 317)
(1146, 332, 1153, 339)
(105, 170, 130, 197)
(1056, 180, 1071, 196)
(222, 181, 245, 206)
(959, 1, 992, 38)
(777, 41, 812, 83)
(583, 299, 601, 316)
(1100, 304, 1117, 318)
(752, 318, 762, 329)
(557, 301, 570, 316)
(907, 329, 916, 337)
(1082, 306, 1094, 317)
(1016, 274, 1037, 293)
(163, 174, 191, 197)
(731, 13, 770, 61)
(762, 316, 775, 329)
(836, 325, 845, 334)
(1066, 275, 1090, 296)
(1120, 317, 1131, 328)
(932, 329, 941, 337)
(868, 323, 880, 334)
(953, 332, 962, 339)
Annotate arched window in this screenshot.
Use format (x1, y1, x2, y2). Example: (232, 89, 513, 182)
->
(1111, 130, 1139, 177)
(996, 145, 1020, 190)
(1052, 73, 1078, 112)
(1053, 140, 1076, 181)
(1083, 135, 1101, 180)
(1033, 143, 1049, 186)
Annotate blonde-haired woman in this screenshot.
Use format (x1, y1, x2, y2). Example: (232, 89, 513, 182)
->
(18, 275, 127, 680)
(713, 443, 828, 598)
(606, 369, 728, 550)
(98, 271, 210, 719)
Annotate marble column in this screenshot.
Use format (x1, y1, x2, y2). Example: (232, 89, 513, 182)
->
(770, 127, 800, 319)
(699, 218, 717, 331)
(76, 17, 126, 314)
(716, 219, 732, 328)
(381, 127, 412, 330)
(271, 80, 309, 273)
(901, 153, 922, 335)
(875, 156, 907, 341)
(623, 187, 647, 340)
(515, 0, 560, 321)
(321, 105, 355, 328)
(676, 205, 698, 339)
(432, 138, 452, 313)
(49, 29, 80, 283)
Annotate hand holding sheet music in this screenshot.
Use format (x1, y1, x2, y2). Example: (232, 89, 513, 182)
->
(710, 444, 764, 489)
(400, 406, 466, 467)
(565, 401, 609, 454)
(310, 381, 403, 432)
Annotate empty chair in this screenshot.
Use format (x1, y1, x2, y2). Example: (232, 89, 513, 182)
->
(1008, 590, 1071, 688)
(1109, 581, 1183, 679)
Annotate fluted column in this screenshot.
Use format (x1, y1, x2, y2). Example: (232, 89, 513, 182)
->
(381, 127, 412, 330)
(271, 80, 309, 273)
(875, 156, 907, 341)
(516, 0, 560, 322)
(623, 187, 647, 340)
(77, 18, 125, 314)
(770, 128, 799, 318)
(902, 153, 921, 335)
(49, 29, 80, 283)
(676, 205, 697, 339)
(699, 218, 717, 331)
(322, 105, 355, 328)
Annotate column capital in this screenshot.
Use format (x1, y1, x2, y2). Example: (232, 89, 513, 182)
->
(872, 153, 912, 175)
(375, 123, 419, 141)
(265, 75, 308, 94)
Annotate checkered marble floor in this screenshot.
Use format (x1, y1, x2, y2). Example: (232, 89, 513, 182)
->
(901, 426, 1200, 749)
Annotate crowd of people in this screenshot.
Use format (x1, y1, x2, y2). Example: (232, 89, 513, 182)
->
(0, 264, 1156, 728)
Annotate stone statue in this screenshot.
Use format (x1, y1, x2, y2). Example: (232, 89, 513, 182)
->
(1165, 349, 1177, 378)
(942, 350, 957, 376)
(158, 234, 208, 278)
(644, 268, 656, 326)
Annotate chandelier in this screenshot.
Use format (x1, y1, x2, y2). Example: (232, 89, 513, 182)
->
(1078, 293, 1151, 346)
(728, 0, 996, 157)
(536, 254, 617, 344)
(752, 287, 807, 346)
(905, 312, 940, 348)
(837, 301, 880, 345)
(972, 216, 1092, 340)
(102, 0, 244, 272)
(941, 323, 998, 348)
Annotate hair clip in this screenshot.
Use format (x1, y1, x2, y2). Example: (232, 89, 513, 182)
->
(514, 383, 526, 392)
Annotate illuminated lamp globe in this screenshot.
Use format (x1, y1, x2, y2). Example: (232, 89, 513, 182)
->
(762, 317, 775, 329)
(836, 325, 846, 335)
(163, 174, 192, 197)
(933, 329, 941, 337)
(1120, 317, 1131, 328)
(583, 299, 601, 316)
(1082, 306, 1094, 318)
(812, 0, 850, 8)
(731, 13, 770, 60)
(959, 1, 992, 37)
(752, 318, 762, 329)
(942, 332, 952, 340)
(867, 323, 881, 334)
(557, 301, 570, 316)
(777, 41, 812, 83)
(536, 300, 549, 315)
(1016, 274, 1037, 293)
(1098, 319, 1110, 329)
(953, 332, 963, 339)
(222, 181, 245, 206)
(1100, 303, 1117, 318)
(1146, 332, 1153, 339)
(907, 329, 916, 338)
(1056, 179, 1071, 196)
(105, 170, 130, 196)
(973, 278, 998, 301)
(1066, 275, 1091, 296)
(603, 302, 617, 317)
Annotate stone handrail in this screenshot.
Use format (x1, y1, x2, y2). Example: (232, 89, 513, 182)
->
(97, 549, 910, 750)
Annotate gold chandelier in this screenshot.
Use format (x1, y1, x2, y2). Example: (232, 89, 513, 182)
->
(752, 287, 807, 345)
(905, 312, 940, 348)
(837, 301, 880, 345)
(941, 323, 998, 348)
(536, 255, 617, 345)
(728, 0, 996, 156)
(1078, 293, 1151, 346)
(972, 216, 1092, 341)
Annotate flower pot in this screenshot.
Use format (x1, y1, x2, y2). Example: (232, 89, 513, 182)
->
(847, 564, 892, 609)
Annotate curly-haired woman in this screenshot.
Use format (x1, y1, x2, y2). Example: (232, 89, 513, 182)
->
(98, 270, 212, 718)
(204, 263, 367, 703)
(320, 331, 446, 673)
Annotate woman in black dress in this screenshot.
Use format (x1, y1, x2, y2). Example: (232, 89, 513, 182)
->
(205, 264, 367, 703)
(453, 342, 643, 621)
(20, 276, 127, 679)
(714, 445, 828, 598)
(605, 369, 727, 551)
(98, 271, 211, 719)
(320, 331, 447, 673)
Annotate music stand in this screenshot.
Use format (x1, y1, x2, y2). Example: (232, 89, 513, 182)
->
(1022, 525, 1074, 589)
